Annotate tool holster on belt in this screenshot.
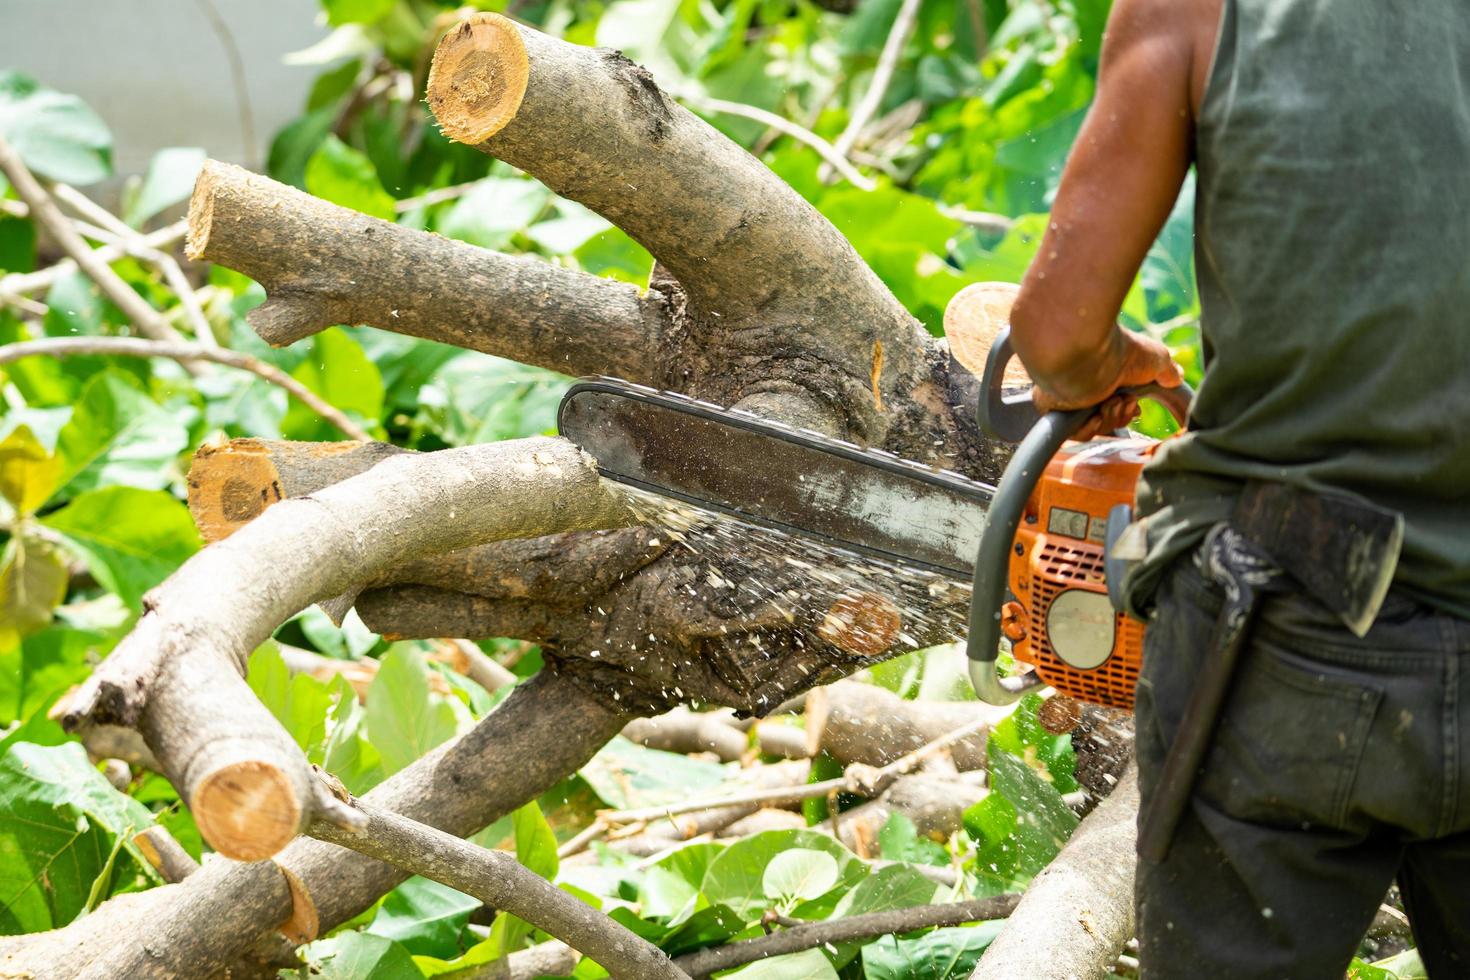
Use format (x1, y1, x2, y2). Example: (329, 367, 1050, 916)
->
(1136, 481, 1405, 864)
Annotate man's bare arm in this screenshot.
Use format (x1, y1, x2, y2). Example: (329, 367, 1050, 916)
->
(1009, 0, 1212, 415)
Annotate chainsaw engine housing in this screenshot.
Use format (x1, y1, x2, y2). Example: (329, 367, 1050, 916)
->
(1003, 437, 1155, 710)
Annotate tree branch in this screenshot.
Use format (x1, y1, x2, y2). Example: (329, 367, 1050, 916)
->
(969, 766, 1140, 980)
(186, 160, 667, 381)
(673, 894, 1021, 979)
(4, 671, 636, 979)
(672, 90, 876, 191)
(0, 133, 190, 350)
(0, 219, 188, 303)
(0, 336, 370, 440)
(426, 15, 935, 450)
(309, 782, 690, 980)
(827, 0, 923, 173)
(58, 436, 632, 860)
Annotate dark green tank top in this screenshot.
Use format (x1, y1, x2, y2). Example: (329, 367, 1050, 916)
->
(1126, 0, 1470, 619)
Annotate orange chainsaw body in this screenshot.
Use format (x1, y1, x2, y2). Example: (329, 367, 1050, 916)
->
(1002, 437, 1158, 710)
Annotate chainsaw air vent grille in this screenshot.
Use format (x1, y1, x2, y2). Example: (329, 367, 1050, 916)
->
(1025, 539, 1142, 710)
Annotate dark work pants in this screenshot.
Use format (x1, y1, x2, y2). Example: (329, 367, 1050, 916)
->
(1134, 555, 1470, 979)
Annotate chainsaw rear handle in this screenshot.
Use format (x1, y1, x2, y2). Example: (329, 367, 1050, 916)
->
(979, 326, 1193, 442)
(966, 326, 1194, 705)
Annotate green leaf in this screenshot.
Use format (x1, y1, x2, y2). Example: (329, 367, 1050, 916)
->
(1348, 960, 1398, 980)
(304, 135, 396, 220)
(0, 535, 68, 648)
(877, 811, 950, 867)
(861, 923, 1006, 979)
(512, 800, 559, 881)
(0, 425, 62, 515)
(323, 0, 396, 27)
(295, 604, 379, 660)
(702, 830, 866, 919)
(364, 646, 461, 775)
(0, 741, 157, 934)
(367, 876, 479, 959)
(573, 226, 653, 284)
(483, 800, 560, 958)
(0, 72, 112, 185)
(762, 848, 840, 903)
(53, 370, 189, 497)
(1368, 948, 1427, 980)
(123, 147, 206, 228)
(41, 486, 201, 612)
(987, 693, 1077, 793)
(964, 746, 1078, 886)
(298, 932, 422, 979)
(246, 642, 354, 766)
(0, 625, 100, 727)
(282, 327, 385, 441)
(578, 736, 730, 810)
(436, 177, 551, 251)
(638, 865, 699, 920)
(0, 214, 36, 274)
(723, 948, 839, 980)
(835, 861, 940, 918)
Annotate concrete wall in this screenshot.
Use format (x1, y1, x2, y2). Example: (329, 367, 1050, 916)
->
(0, 0, 329, 175)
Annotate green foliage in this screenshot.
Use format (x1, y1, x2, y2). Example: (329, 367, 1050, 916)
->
(861, 923, 1005, 979)
(0, 71, 112, 184)
(579, 736, 731, 810)
(0, 741, 159, 934)
(122, 147, 205, 228)
(365, 646, 467, 776)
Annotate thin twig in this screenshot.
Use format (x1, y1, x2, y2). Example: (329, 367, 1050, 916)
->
(674, 91, 877, 191)
(0, 134, 195, 357)
(565, 709, 999, 856)
(308, 785, 691, 980)
(192, 0, 258, 169)
(941, 206, 1015, 236)
(672, 894, 1021, 978)
(0, 336, 371, 440)
(51, 183, 220, 349)
(827, 0, 925, 174)
(394, 179, 483, 213)
(0, 219, 188, 301)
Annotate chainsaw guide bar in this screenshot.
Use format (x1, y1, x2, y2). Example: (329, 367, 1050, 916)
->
(557, 378, 996, 581)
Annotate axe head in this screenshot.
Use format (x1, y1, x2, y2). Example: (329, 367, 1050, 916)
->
(1234, 481, 1404, 638)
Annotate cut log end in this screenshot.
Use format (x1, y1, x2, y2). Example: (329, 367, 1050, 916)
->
(944, 281, 1032, 387)
(184, 160, 226, 262)
(427, 13, 531, 146)
(191, 761, 304, 862)
(188, 439, 283, 542)
(818, 593, 902, 656)
(187, 438, 376, 542)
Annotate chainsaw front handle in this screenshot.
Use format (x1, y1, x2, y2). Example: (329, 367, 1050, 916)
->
(965, 405, 1090, 704)
(979, 326, 1192, 443)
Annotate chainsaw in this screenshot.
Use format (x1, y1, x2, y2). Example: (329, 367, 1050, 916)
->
(556, 319, 1190, 712)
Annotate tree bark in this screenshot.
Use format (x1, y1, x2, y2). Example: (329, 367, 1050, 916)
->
(427, 14, 943, 452)
(187, 160, 669, 381)
(969, 766, 1140, 980)
(59, 436, 631, 860)
(0, 672, 633, 979)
